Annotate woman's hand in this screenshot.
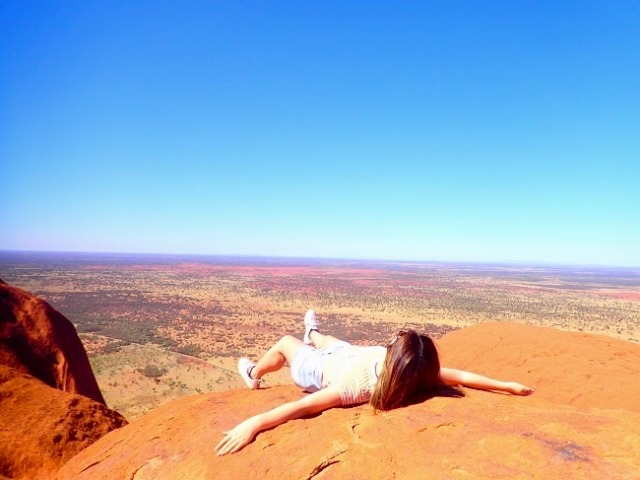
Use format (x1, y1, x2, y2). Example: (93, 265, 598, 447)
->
(215, 417, 259, 457)
(505, 382, 535, 395)
(215, 387, 342, 457)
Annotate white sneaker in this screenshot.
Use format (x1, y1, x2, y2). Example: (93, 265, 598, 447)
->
(303, 309, 319, 345)
(238, 357, 260, 389)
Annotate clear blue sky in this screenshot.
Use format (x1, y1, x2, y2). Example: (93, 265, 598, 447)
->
(1, 1, 638, 266)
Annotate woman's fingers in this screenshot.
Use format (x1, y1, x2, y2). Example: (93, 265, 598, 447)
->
(215, 432, 234, 456)
(521, 386, 535, 395)
(216, 419, 258, 456)
(216, 440, 234, 456)
(507, 382, 535, 395)
(216, 430, 247, 456)
(516, 384, 534, 395)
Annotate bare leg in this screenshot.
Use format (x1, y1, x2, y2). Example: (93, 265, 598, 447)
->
(303, 310, 345, 349)
(308, 330, 344, 350)
(252, 335, 304, 378)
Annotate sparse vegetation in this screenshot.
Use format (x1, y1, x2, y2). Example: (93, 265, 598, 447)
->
(138, 364, 167, 379)
(1, 252, 638, 420)
(175, 344, 202, 357)
(103, 340, 130, 354)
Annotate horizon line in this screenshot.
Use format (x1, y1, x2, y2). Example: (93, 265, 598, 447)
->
(1, 248, 638, 270)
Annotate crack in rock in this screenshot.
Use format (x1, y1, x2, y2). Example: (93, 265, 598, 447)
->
(129, 457, 164, 480)
(78, 460, 101, 474)
(304, 449, 346, 480)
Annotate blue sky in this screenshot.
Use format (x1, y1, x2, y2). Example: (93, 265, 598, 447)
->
(1, 1, 638, 266)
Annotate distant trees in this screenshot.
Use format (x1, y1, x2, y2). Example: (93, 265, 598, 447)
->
(138, 364, 167, 379)
(175, 344, 202, 357)
(103, 340, 130, 354)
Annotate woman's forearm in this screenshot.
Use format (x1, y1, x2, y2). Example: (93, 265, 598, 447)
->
(440, 368, 534, 395)
(256, 386, 342, 432)
(457, 370, 509, 391)
(216, 387, 342, 456)
(252, 399, 313, 432)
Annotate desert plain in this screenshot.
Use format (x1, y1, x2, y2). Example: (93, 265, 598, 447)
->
(1, 251, 638, 420)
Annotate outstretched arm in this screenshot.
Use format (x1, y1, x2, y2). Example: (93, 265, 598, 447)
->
(440, 367, 534, 395)
(215, 386, 342, 456)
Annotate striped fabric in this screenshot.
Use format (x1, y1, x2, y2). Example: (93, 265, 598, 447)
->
(322, 345, 387, 405)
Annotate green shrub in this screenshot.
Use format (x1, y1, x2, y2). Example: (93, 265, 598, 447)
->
(138, 364, 167, 378)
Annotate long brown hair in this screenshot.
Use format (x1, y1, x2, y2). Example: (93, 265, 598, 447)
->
(370, 330, 440, 411)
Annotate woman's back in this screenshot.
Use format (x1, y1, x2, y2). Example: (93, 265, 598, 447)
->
(321, 345, 387, 405)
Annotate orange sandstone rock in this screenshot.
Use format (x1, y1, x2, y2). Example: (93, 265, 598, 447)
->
(0, 280, 105, 404)
(0, 281, 127, 480)
(56, 323, 640, 480)
(0, 365, 127, 480)
(439, 321, 640, 412)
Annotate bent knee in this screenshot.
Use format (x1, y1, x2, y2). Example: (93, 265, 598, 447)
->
(277, 335, 304, 362)
(278, 335, 298, 346)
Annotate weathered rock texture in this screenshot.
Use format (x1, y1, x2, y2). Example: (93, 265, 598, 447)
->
(0, 280, 127, 480)
(0, 280, 105, 403)
(0, 365, 127, 480)
(57, 322, 640, 480)
(438, 321, 640, 413)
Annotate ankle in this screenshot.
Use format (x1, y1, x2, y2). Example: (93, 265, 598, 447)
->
(308, 329, 319, 342)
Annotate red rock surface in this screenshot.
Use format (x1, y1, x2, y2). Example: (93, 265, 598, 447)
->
(0, 365, 127, 480)
(438, 321, 640, 413)
(56, 322, 640, 479)
(0, 280, 105, 404)
(0, 281, 127, 480)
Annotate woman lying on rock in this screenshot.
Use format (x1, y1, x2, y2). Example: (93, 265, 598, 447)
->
(215, 310, 534, 456)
